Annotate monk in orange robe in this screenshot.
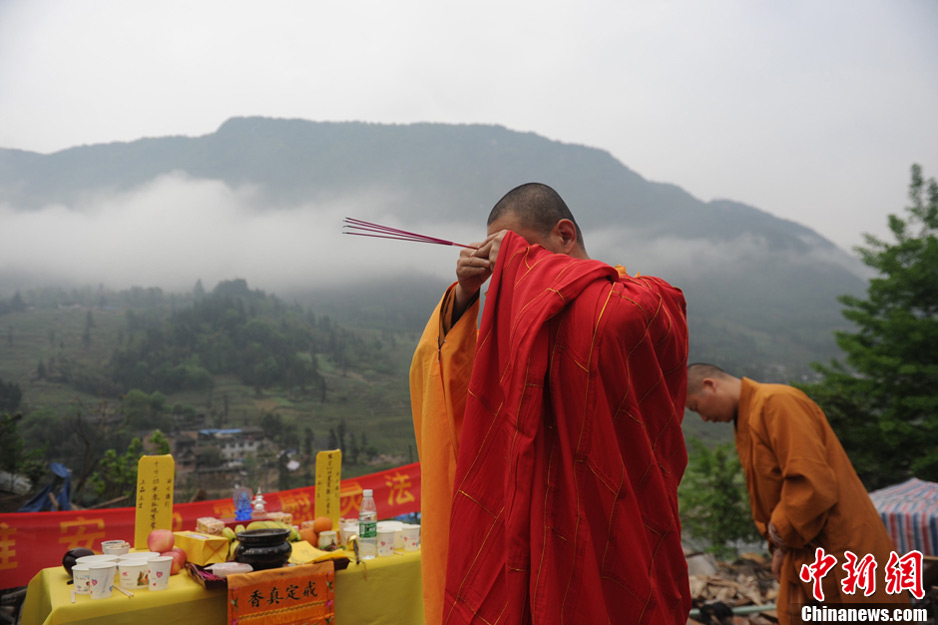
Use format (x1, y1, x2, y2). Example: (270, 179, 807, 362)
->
(410, 183, 691, 624)
(685, 364, 908, 624)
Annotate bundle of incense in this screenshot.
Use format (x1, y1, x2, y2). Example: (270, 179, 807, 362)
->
(342, 217, 477, 249)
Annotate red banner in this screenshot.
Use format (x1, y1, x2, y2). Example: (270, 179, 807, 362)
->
(0, 462, 420, 590)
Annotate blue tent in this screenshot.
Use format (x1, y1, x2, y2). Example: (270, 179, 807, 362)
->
(17, 462, 71, 512)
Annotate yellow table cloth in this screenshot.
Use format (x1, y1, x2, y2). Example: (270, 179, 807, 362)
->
(21, 550, 424, 625)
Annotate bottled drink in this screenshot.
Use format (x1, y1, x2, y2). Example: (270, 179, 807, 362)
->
(358, 489, 378, 560)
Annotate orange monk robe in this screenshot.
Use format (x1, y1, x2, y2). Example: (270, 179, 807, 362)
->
(443, 232, 690, 624)
(410, 284, 480, 625)
(735, 379, 907, 625)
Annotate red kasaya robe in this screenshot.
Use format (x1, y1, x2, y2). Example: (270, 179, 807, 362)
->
(442, 232, 691, 624)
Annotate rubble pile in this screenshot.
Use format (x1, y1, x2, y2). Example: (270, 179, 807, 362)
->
(687, 552, 779, 625)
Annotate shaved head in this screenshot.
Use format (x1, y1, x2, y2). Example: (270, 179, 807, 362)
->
(685, 363, 741, 423)
(487, 183, 586, 252)
(687, 363, 735, 394)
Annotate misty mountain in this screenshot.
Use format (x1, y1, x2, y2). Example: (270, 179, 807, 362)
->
(0, 116, 867, 379)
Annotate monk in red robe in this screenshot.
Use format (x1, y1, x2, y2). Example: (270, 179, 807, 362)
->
(410, 183, 691, 624)
(685, 364, 908, 625)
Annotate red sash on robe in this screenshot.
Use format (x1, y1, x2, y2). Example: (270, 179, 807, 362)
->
(443, 232, 690, 625)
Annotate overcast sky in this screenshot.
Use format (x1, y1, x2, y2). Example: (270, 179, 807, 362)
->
(1, 0, 936, 253)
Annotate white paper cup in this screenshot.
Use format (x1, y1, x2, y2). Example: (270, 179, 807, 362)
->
(72, 564, 92, 595)
(147, 556, 173, 591)
(401, 524, 421, 551)
(119, 559, 149, 589)
(88, 562, 116, 599)
(76, 554, 119, 565)
(338, 519, 357, 547)
(119, 551, 160, 561)
(377, 521, 404, 549)
(101, 540, 130, 555)
(376, 528, 395, 557)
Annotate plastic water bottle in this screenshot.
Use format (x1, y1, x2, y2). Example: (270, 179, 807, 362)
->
(358, 489, 378, 560)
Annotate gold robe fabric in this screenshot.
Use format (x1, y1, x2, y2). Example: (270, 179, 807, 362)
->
(410, 283, 479, 625)
(735, 379, 907, 624)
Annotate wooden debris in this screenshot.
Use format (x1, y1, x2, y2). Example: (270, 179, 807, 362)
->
(688, 553, 779, 625)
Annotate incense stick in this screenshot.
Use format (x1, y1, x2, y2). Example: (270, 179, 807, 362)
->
(342, 218, 477, 249)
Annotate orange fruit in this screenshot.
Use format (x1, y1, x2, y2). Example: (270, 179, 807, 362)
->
(299, 527, 318, 544)
(312, 516, 333, 534)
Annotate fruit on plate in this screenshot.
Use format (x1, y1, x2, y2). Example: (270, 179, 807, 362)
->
(147, 528, 175, 552)
(311, 516, 332, 534)
(161, 547, 187, 574)
(244, 519, 301, 541)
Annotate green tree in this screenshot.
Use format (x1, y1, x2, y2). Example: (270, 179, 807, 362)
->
(122, 390, 169, 431)
(348, 432, 361, 465)
(261, 412, 284, 443)
(149, 430, 171, 455)
(679, 438, 761, 560)
(1, 414, 46, 485)
(0, 377, 22, 413)
(303, 427, 315, 457)
(278, 452, 291, 491)
(801, 165, 938, 488)
(88, 437, 145, 503)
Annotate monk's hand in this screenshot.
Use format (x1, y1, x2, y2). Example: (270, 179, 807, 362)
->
(767, 522, 785, 548)
(478, 229, 509, 267)
(453, 239, 493, 319)
(771, 545, 786, 581)
(452, 230, 511, 319)
(767, 522, 787, 581)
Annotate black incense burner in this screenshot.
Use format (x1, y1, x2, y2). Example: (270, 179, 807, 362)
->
(234, 528, 292, 570)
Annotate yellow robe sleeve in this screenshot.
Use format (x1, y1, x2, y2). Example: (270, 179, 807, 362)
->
(409, 282, 479, 625)
(758, 393, 839, 549)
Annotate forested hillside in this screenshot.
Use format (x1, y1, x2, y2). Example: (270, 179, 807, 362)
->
(0, 279, 418, 509)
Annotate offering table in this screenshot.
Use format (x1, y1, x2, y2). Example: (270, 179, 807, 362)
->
(21, 549, 424, 625)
